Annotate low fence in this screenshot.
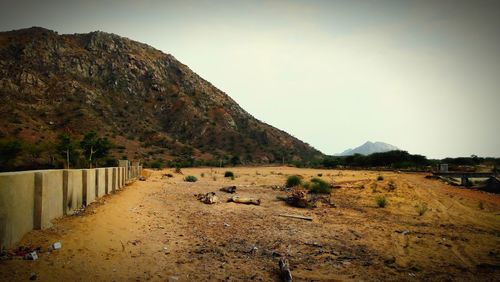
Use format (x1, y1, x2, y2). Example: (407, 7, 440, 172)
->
(0, 161, 142, 249)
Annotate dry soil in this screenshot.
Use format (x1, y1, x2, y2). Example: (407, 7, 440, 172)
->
(0, 167, 499, 281)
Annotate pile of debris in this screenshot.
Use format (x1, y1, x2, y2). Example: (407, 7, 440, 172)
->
(195, 186, 261, 206)
(277, 188, 335, 208)
(195, 192, 219, 204)
(0, 242, 62, 261)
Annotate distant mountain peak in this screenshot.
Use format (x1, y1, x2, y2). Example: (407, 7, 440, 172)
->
(337, 141, 399, 156)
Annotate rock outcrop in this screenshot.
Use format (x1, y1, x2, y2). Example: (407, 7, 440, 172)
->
(0, 27, 321, 165)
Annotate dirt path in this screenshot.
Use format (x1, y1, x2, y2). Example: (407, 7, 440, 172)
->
(1, 167, 499, 281)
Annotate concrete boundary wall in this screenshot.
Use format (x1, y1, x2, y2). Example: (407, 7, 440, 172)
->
(0, 164, 141, 249)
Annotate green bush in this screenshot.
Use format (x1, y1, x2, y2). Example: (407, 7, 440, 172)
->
(377, 175, 384, 181)
(224, 171, 234, 178)
(304, 178, 331, 194)
(184, 175, 198, 182)
(286, 175, 302, 188)
(150, 161, 163, 169)
(317, 173, 323, 177)
(376, 196, 387, 208)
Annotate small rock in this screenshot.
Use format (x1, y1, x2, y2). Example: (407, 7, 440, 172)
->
(402, 230, 410, 235)
(52, 242, 62, 250)
(29, 272, 37, 280)
(168, 276, 179, 282)
(384, 255, 396, 265)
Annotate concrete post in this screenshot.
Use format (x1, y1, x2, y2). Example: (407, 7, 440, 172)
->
(34, 172, 43, 230)
(82, 170, 88, 205)
(461, 176, 467, 186)
(95, 169, 99, 198)
(62, 170, 69, 216)
(117, 167, 121, 189)
(105, 168, 109, 194)
(112, 168, 117, 192)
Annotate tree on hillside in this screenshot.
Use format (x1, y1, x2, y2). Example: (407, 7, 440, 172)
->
(80, 132, 113, 168)
(0, 139, 22, 170)
(56, 134, 78, 169)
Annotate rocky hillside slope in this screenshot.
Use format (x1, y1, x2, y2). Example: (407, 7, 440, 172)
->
(0, 27, 321, 167)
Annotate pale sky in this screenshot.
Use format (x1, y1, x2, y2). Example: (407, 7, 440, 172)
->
(1, 0, 499, 158)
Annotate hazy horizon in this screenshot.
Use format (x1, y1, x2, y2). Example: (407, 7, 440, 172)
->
(1, 0, 499, 159)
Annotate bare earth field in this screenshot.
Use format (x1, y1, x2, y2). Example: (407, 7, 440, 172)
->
(1, 167, 499, 281)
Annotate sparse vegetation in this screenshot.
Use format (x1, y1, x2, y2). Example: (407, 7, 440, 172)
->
(201, 172, 205, 177)
(149, 161, 163, 169)
(0, 139, 22, 168)
(317, 173, 323, 177)
(224, 171, 234, 178)
(377, 175, 384, 181)
(478, 201, 484, 210)
(184, 175, 198, 182)
(303, 178, 331, 194)
(286, 175, 302, 188)
(387, 180, 396, 191)
(375, 196, 387, 208)
(416, 203, 428, 216)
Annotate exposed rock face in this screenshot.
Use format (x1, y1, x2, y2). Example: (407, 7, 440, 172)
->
(0, 27, 321, 163)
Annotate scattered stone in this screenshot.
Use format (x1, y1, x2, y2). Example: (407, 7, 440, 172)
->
(168, 276, 179, 282)
(195, 192, 219, 204)
(52, 242, 62, 250)
(128, 239, 141, 246)
(395, 230, 410, 235)
(29, 272, 37, 280)
(304, 242, 323, 248)
(139, 176, 146, 181)
(384, 255, 396, 265)
(219, 186, 237, 193)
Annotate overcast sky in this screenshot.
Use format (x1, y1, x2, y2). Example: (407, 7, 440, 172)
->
(1, 0, 499, 158)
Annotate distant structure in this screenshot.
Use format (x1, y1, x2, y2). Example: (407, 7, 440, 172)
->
(438, 164, 448, 173)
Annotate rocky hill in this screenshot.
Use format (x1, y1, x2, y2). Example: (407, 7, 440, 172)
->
(0, 27, 321, 168)
(337, 141, 399, 156)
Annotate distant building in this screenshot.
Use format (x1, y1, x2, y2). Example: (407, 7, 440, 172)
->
(439, 164, 448, 172)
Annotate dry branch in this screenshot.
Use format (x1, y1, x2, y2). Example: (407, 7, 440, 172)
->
(278, 214, 313, 221)
(279, 258, 293, 282)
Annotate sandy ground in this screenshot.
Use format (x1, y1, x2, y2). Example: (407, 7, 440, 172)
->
(0, 167, 499, 281)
